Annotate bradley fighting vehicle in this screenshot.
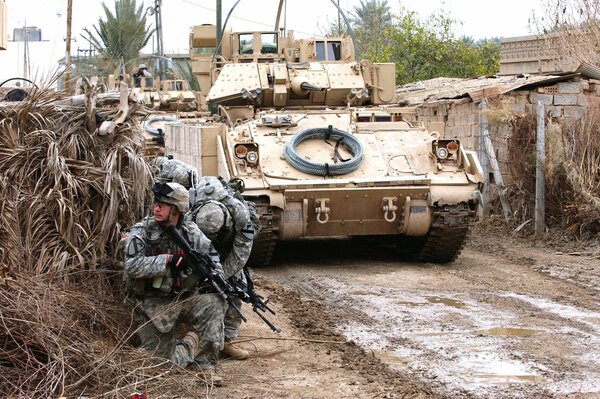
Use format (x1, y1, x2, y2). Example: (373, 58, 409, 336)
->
(181, 2, 484, 265)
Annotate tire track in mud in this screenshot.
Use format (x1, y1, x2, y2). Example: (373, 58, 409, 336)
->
(276, 281, 442, 399)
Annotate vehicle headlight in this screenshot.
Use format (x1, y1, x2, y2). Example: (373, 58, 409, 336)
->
(246, 151, 258, 163)
(436, 147, 449, 159)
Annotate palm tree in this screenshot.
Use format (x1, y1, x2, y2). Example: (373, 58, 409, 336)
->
(82, 0, 154, 75)
(459, 35, 476, 45)
(351, 0, 393, 61)
(351, 0, 392, 30)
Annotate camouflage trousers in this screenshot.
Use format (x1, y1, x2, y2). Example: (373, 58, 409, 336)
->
(224, 296, 243, 341)
(133, 293, 226, 369)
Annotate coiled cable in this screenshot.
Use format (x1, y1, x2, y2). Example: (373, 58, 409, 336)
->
(283, 126, 363, 176)
(143, 115, 180, 137)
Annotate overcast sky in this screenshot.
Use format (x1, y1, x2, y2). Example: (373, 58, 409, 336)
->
(1, 0, 544, 83)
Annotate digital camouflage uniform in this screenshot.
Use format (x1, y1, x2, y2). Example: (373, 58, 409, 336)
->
(152, 157, 198, 190)
(124, 215, 226, 370)
(189, 176, 258, 341)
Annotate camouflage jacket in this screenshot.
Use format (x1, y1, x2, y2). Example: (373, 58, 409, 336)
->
(123, 216, 223, 332)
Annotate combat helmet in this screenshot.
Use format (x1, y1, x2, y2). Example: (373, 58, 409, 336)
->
(155, 158, 198, 190)
(194, 200, 233, 240)
(152, 181, 190, 213)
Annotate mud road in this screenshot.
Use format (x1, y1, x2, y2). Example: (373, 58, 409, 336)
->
(211, 228, 600, 399)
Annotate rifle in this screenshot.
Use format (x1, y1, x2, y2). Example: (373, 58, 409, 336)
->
(165, 225, 280, 333)
(164, 225, 245, 321)
(228, 267, 280, 333)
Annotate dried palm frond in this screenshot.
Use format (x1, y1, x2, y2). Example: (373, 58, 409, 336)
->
(0, 78, 168, 398)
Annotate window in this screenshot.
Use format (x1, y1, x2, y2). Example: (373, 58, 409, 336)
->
(239, 34, 253, 54)
(327, 41, 342, 61)
(315, 41, 342, 61)
(169, 81, 183, 90)
(260, 33, 278, 54)
(316, 41, 326, 61)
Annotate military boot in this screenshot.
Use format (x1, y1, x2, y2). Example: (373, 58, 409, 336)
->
(172, 332, 200, 368)
(220, 342, 249, 360)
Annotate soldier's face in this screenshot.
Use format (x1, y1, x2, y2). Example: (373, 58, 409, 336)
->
(153, 202, 173, 224)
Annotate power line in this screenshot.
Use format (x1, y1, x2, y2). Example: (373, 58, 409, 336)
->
(177, 0, 321, 36)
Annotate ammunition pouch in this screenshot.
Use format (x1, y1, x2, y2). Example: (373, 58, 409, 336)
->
(132, 279, 178, 298)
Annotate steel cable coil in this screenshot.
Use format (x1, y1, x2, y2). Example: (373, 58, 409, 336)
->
(143, 115, 180, 137)
(283, 126, 363, 176)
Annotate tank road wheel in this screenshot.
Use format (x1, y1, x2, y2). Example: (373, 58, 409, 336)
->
(415, 226, 470, 263)
(247, 198, 281, 267)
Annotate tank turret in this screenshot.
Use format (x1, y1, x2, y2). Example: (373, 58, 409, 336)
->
(207, 58, 394, 109)
(190, 22, 394, 111)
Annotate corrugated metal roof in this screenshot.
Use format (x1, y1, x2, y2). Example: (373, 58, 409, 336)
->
(395, 74, 579, 106)
(576, 62, 600, 80)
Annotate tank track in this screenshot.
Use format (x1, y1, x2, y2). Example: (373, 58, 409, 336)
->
(416, 225, 470, 263)
(414, 204, 476, 263)
(247, 197, 280, 266)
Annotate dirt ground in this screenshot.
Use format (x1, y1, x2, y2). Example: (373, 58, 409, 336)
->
(193, 224, 600, 399)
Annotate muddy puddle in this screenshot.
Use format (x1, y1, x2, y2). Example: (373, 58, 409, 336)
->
(316, 277, 600, 398)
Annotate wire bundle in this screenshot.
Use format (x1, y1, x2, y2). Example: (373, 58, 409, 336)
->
(283, 126, 363, 176)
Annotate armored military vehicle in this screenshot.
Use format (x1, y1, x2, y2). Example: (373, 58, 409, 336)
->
(175, 2, 484, 265)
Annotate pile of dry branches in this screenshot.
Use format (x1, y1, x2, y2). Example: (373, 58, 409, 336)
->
(0, 82, 187, 397)
(531, 0, 600, 70)
(506, 105, 600, 238)
(0, 275, 216, 398)
(0, 83, 151, 277)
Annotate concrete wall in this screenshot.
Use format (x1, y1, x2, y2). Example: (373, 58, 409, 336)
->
(499, 34, 580, 75)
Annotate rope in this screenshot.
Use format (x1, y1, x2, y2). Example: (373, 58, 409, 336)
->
(283, 126, 363, 176)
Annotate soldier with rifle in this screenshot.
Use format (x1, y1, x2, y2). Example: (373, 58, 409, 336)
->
(123, 181, 228, 384)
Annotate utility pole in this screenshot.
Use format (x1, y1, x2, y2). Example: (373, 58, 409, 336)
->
(216, 0, 221, 55)
(65, 0, 73, 93)
(23, 21, 28, 81)
(154, 0, 164, 79)
(535, 100, 546, 235)
(478, 101, 490, 215)
(337, 0, 341, 35)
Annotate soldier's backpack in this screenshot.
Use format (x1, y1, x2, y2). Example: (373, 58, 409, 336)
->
(153, 157, 199, 190)
(189, 176, 261, 235)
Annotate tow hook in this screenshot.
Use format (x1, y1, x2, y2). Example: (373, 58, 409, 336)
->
(315, 198, 330, 224)
(382, 197, 398, 222)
